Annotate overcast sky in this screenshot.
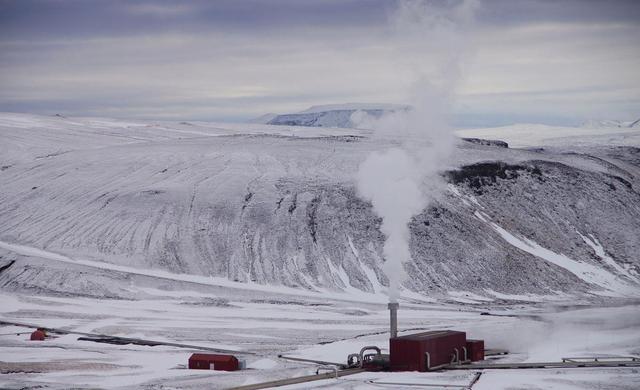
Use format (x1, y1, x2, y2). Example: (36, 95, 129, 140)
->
(1, 0, 639, 127)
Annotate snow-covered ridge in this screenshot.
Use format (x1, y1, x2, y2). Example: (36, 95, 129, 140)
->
(0, 112, 639, 302)
(0, 112, 365, 166)
(581, 118, 640, 129)
(456, 122, 640, 148)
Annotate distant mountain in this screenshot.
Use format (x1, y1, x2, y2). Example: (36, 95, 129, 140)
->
(248, 113, 278, 124)
(297, 103, 408, 114)
(581, 118, 640, 129)
(266, 103, 409, 128)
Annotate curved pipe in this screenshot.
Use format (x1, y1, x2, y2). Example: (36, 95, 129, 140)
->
(347, 353, 361, 368)
(359, 346, 382, 367)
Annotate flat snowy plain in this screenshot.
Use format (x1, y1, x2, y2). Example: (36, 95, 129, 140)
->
(1, 112, 639, 389)
(2, 285, 639, 389)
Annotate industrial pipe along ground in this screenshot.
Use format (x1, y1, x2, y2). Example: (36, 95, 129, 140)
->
(0, 319, 255, 355)
(227, 368, 366, 390)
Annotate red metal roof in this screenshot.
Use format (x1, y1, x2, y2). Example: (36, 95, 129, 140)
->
(393, 330, 465, 341)
(189, 353, 237, 362)
(188, 353, 240, 371)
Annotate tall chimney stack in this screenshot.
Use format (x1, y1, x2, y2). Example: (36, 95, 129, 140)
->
(388, 302, 399, 338)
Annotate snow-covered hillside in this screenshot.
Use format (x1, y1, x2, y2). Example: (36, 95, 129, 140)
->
(0, 112, 639, 302)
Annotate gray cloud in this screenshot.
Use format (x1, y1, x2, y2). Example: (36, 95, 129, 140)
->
(0, 0, 639, 125)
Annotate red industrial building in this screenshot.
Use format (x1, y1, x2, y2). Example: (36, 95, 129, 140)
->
(466, 339, 485, 362)
(188, 353, 240, 371)
(390, 330, 467, 371)
(30, 329, 46, 341)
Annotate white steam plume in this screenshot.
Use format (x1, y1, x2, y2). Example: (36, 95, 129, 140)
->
(355, 0, 477, 302)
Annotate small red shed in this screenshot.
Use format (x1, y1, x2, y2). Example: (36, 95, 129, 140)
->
(30, 329, 46, 341)
(390, 330, 466, 371)
(188, 353, 239, 371)
(466, 339, 485, 362)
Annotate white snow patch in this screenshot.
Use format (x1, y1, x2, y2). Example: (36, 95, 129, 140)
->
(247, 359, 278, 370)
(347, 235, 383, 294)
(448, 290, 494, 304)
(485, 223, 637, 296)
(484, 289, 545, 303)
(448, 184, 470, 206)
(473, 210, 489, 222)
(577, 231, 638, 280)
(0, 240, 396, 304)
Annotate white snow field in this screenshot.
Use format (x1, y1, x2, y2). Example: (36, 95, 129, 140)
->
(1, 289, 639, 389)
(1, 111, 640, 388)
(456, 122, 640, 149)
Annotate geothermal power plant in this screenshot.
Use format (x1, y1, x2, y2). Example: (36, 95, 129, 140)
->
(11, 301, 639, 390)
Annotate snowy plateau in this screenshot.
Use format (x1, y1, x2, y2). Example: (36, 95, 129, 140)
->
(1, 109, 640, 389)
